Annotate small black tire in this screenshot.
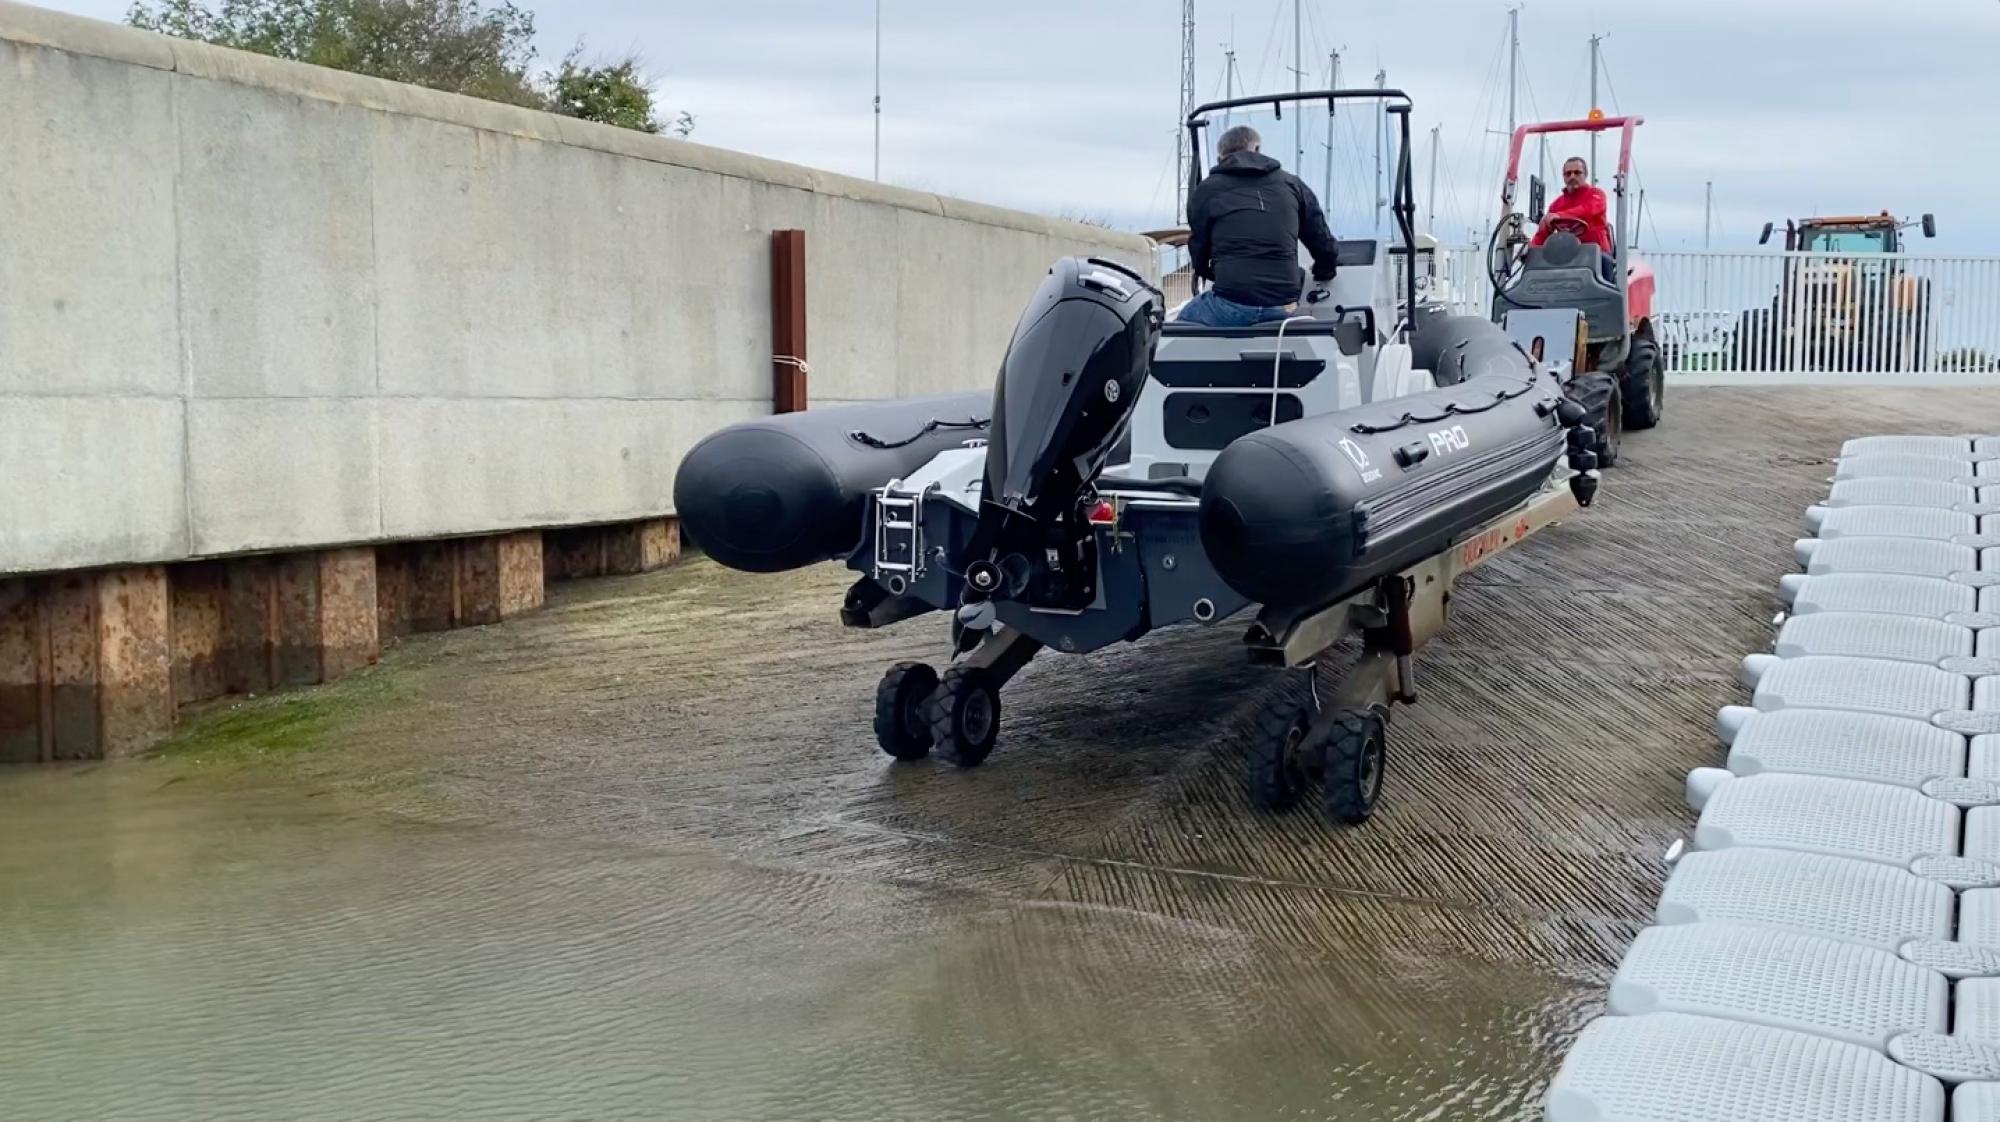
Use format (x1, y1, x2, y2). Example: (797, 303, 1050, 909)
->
(1566, 370, 1622, 469)
(1621, 336, 1664, 431)
(873, 661, 939, 761)
(1321, 708, 1387, 825)
(1247, 693, 1315, 811)
(929, 666, 1001, 768)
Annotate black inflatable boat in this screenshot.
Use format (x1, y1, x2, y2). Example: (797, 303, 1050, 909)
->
(671, 87, 1602, 826)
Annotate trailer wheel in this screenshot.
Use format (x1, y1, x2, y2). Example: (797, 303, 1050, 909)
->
(873, 661, 939, 761)
(1321, 708, 1387, 825)
(1247, 693, 1315, 811)
(929, 665, 1001, 768)
(1621, 336, 1664, 431)
(1566, 370, 1621, 468)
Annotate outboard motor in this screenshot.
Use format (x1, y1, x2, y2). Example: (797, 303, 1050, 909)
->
(961, 257, 1163, 615)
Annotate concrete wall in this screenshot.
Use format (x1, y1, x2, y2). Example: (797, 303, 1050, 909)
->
(0, 1, 1155, 577)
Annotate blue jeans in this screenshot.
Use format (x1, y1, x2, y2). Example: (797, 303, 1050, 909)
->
(1177, 289, 1293, 327)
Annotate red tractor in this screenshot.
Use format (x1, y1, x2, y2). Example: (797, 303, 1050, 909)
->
(1486, 113, 1661, 468)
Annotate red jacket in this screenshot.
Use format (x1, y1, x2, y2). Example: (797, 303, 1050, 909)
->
(1530, 184, 1612, 256)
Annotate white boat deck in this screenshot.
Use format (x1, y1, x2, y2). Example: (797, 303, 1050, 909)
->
(1548, 437, 2000, 1121)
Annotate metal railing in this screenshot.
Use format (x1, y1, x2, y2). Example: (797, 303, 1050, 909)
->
(1645, 250, 2000, 378)
(1152, 241, 2000, 379)
(1431, 246, 2000, 379)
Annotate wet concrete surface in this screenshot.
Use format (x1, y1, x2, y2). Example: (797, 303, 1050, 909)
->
(5, 386, 1996, 1120)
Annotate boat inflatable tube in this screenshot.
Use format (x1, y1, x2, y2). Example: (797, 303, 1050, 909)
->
(1199, 315, 1567, 614)
(673, 392, 991, 574)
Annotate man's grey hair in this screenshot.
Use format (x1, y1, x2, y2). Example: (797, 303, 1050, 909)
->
(1218, 125, 1261, 158)
(1563, 155, 1588, 171)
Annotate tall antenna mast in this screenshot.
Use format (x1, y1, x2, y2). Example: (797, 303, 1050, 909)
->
(1175, 0, 1196, 221)
(872, 0, 881, 180)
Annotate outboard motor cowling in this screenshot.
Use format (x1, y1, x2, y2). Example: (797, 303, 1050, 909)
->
(963, 257, 1163, 609)
(982, 257, 1163, 519)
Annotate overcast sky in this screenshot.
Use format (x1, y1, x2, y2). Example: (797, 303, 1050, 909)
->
(53, 0, 2000, 252)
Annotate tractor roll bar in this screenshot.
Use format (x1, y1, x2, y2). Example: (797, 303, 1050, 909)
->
(1183, 89, 1421, 333)
(1503, 115, 1645, 182)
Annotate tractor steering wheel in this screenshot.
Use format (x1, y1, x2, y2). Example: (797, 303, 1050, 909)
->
(1487, 217, 1529, 305)
(1543, 214, 1590, 237)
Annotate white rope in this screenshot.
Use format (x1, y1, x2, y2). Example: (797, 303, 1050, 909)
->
(771, 355, 812, 375)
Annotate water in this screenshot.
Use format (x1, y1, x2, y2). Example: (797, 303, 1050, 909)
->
(0, 760, 1590, 1121)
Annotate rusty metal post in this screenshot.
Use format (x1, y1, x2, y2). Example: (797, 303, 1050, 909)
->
(770, 229, 809, 413)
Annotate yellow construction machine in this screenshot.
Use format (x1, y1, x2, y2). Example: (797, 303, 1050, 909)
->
(1733, 211, 1936, 371)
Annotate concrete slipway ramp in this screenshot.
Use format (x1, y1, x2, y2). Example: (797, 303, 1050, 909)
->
(5, 385, 1999, 1120)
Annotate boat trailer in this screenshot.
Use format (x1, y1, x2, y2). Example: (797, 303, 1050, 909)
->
(1235, 483, 1581, 824)
(868, 481, 1583, 825)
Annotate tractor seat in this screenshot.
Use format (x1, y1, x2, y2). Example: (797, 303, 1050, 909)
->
(1501, 231, 1626, 342)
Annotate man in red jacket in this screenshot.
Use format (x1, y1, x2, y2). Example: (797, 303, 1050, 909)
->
(1531, 156, 1616, 280)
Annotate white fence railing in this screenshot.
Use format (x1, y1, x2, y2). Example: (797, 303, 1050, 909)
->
(1154, 243, 2000, 378)
(1431, 246, 2000, 378)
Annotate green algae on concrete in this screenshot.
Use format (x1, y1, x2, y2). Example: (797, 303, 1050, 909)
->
(156, 661, 428, 765)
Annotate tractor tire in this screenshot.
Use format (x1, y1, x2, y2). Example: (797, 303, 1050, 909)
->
(1566, 370, 1622, 469)
(1620, 336, 1664, 431)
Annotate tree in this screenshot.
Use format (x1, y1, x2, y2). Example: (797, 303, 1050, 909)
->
(127, 0, 691, 133)
(548, 46, 693, 137)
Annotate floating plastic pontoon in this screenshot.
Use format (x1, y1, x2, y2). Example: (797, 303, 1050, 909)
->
(1546, 434, 2000, 1119)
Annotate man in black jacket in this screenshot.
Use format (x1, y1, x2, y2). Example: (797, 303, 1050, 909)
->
(1180, 125, 1342, 326)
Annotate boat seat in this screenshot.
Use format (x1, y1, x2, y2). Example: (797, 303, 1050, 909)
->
(1160, 314, 1368, 356)
(1097, 475, 1201, 499)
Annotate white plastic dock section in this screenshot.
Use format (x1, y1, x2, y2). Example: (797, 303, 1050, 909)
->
(1546, 436, 2000, 1121)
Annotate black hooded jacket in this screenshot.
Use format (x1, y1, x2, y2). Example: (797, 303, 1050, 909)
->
(1187, 151, 1341, 308)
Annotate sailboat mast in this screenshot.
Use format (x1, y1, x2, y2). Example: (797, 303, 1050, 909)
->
(1589, 33, 1603, 180)
(1293, 0, 1303, 169)
(1323, 49, 1337, 213)
(1221, 14, 1238, 130)
(1428, 124, 1439, 234)
(1373, 68, 1386, 232)
(1176, 0, 1195, 221)
(1507, 6, 1519, 138)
